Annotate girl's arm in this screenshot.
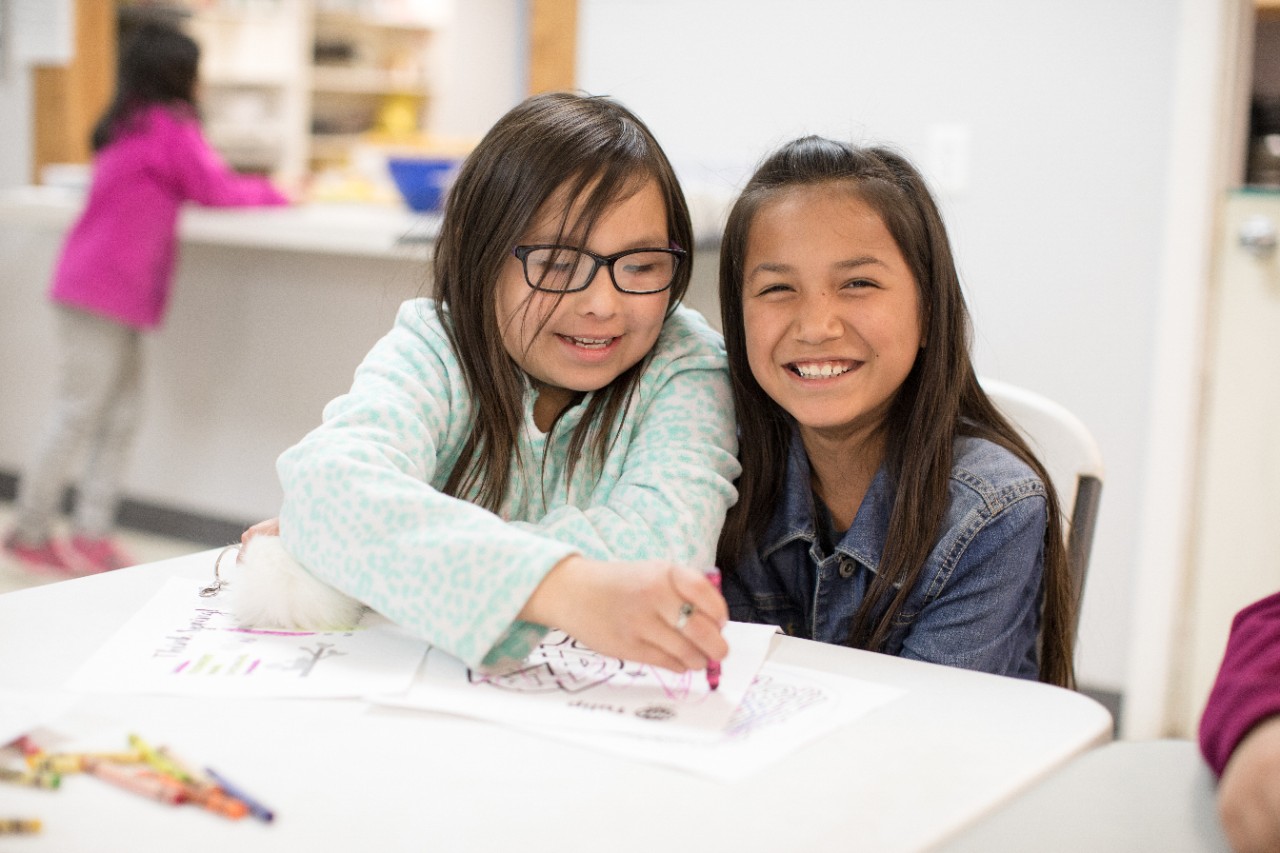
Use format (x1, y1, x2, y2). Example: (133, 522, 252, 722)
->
(898, 492, 1047, 678)
(163, 109, 289, 207)
(275, 304, 579, 669)
(274, 304, 733, 672)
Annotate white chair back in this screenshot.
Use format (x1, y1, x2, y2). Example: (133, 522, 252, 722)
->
(981, 377, 1104, 635)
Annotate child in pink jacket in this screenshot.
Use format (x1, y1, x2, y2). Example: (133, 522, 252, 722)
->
(4, 21, 288, 574)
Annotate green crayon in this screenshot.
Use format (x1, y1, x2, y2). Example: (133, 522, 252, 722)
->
(0, 765, 60, 789)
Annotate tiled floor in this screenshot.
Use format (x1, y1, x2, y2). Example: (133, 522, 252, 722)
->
(0, 502, 209, 595)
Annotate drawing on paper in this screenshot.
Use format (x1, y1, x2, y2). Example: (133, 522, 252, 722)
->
(725, 671, 830, 739)
(151, 601, 357, 679)
(65, 578, 431, 698)
(466, 630, 706, 708)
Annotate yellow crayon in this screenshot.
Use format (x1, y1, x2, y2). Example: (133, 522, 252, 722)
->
(0, 818, 42, 835)
(28, 750, 142, 775)
(0, 765, 60, 789)
(153, 746, 210, 787)
(127, 733, 169, 775)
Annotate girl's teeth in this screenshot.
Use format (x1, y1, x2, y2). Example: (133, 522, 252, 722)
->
(571, 337, 611, 348)
(793, 363, 851, 378)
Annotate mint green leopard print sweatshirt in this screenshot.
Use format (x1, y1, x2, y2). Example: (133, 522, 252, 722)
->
(276, 300, 740, 669)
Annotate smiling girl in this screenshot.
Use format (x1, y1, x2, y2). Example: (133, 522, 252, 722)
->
(234, 93, 739, 674)
(717, 137, 1075, 687)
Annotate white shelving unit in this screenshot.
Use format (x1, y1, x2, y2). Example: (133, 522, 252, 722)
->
(158, 0, 439, 179)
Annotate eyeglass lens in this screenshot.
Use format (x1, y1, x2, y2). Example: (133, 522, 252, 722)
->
(523, 247, 677, 293)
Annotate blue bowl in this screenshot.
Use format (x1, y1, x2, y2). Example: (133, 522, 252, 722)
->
(387, 156, 459, 212)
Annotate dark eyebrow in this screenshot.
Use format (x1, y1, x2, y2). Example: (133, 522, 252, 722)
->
(746, 255, 886, 279)
(834, 256, 887, 271)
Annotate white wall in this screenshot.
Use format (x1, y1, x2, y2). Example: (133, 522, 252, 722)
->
(577, 0, 1185, 692)
(0, 0, 33, 188)
(429, 0, 526, 140)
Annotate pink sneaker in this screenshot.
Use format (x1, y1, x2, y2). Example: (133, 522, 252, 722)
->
(67, 536, 135, 574)
(2, 535, 78, 575)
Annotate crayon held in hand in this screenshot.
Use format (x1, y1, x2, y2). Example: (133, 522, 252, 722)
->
(706, 569, 722, 691)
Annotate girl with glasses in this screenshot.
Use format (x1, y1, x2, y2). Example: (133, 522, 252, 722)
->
(716, 137, 1075, 687)
(234, 93, 738, 674)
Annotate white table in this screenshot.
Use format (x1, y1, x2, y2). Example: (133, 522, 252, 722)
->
(0, 551, 1112, 853)
(938, 739, 1231, 852)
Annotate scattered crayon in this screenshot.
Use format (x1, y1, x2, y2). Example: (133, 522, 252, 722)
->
(0, 818, 42, 835)
(126, 733, 167, 775)
(205, 767, 274, 823)
(0, 765, 60, 789)
(154, 746, 212, 787)
(88, 760, 185, 806)
(11, 736, 43, 758)
(184, 783, 249, 820)
(28, 751, 141, 775)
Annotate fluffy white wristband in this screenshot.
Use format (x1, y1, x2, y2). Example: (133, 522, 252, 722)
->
(230, 534, 366, 631)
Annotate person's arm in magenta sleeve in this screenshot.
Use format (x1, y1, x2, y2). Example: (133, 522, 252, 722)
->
(1199, 590, 1280, 776)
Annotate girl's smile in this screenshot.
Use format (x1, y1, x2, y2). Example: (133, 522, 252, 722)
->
(786, 358, 860, 380)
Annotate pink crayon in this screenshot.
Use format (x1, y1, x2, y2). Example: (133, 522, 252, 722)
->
(706, 569, 723, 691)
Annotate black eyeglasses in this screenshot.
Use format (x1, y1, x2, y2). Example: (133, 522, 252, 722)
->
(512, 244, 686, 294)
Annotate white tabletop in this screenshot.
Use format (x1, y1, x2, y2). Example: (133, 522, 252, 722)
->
(937, 739, 1231, 852)
(0, 550, 1112, 853)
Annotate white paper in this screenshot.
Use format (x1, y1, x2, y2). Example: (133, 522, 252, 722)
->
(65, 579, 430, 698)
(545, 662, 906, 782)
(374, 622, 779, 740)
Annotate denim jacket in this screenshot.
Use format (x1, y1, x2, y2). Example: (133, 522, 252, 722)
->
(723, 433, 1046, 679)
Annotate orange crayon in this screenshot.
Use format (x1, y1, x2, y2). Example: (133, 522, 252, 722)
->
(185, 783, 249, 820)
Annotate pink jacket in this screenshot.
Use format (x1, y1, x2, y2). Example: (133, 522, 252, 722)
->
(1199, 590, 1280, 775)
(50, 103, 288, 329)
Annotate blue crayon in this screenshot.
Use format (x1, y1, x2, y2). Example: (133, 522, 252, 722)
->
(204, 767, 275, 823)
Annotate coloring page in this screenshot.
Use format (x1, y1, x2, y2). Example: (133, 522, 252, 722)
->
(374, 622, 779, 740)
(64, 578, 429, 698)
(544, 662, 906, 782)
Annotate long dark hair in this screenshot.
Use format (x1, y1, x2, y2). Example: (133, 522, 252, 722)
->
(716, 136, 1075, 688)
(92, 21, 199, 152)
(432, 92, 693, 511)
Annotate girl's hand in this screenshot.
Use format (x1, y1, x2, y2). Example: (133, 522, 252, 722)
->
(237, 517, 281, 561)
(520, 555, 729, 673)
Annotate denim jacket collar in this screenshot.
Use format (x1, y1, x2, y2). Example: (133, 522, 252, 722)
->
(760, 427, 896, 576)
